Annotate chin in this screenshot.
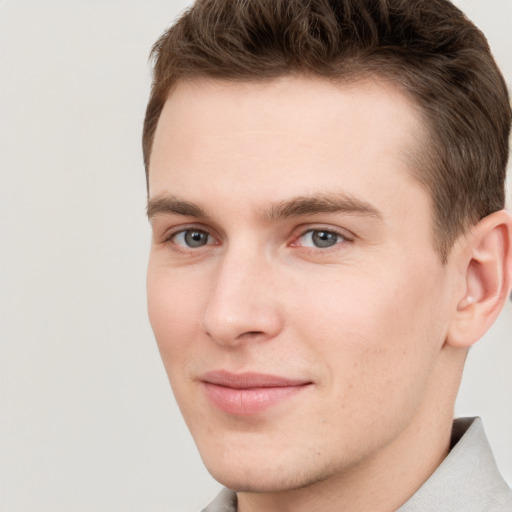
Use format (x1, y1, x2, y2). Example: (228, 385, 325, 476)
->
(203, 455, 335, 494)
(208, 471, 306, 494)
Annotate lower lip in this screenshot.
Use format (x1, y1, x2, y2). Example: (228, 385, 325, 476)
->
(202, 382, 310, 416)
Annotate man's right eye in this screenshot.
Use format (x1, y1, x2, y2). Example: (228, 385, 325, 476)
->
(170, 229, 214, 248)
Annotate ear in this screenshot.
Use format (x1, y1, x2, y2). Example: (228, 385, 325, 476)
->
(447, 209, 512, 348)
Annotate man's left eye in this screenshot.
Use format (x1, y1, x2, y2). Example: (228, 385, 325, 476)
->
(297, 229, 346, 248)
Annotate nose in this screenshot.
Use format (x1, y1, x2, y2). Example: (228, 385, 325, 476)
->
(201, 248, 284, 346)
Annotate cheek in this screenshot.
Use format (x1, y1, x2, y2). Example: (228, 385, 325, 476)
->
(147, 265, 204, 365)
(297, 265, 445, 402)
(147, 266, 210, 426)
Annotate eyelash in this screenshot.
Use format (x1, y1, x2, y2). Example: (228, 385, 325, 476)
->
(163, 225, 218, 251)
(292, 227, 352, 250)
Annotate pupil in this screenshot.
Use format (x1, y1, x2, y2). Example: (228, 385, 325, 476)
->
(312, 230, 337, 248)
(185, 230, 208, 247)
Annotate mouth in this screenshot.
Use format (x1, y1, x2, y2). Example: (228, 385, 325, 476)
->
(200, 370, 313, 416)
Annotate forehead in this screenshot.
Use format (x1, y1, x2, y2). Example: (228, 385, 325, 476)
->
(149, 76, 428, 219)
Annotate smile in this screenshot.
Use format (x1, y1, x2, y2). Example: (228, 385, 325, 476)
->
(200, 371, 313, 416)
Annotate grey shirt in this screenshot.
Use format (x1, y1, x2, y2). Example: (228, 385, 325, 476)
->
(202, 418, 512, 511)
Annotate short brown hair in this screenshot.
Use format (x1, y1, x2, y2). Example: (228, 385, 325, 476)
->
(143, 0, 511, 260)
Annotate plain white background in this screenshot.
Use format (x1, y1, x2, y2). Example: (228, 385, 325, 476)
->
(0, 1, 510, 510)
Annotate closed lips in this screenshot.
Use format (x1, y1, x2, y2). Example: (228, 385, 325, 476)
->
(200, 371, 313, 415)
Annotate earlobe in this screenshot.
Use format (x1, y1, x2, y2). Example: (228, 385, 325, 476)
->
(447, 210, 512, 348)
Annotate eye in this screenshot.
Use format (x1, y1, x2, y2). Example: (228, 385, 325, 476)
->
(171, 229, 214, 248)
(296, 229, 346, 248)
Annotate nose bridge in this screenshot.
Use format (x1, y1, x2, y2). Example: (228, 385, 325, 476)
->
(202, 242, 282, 345)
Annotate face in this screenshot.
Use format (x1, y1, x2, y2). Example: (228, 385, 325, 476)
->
(147, 77, 456, 493)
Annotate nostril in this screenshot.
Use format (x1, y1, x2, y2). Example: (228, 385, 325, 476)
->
(236, 330, 267, 342)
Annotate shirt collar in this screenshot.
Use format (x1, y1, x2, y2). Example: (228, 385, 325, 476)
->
(397, 417, 512, 511)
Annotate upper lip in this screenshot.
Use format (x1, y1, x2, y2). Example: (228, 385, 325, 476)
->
(200, 370, 312, 389)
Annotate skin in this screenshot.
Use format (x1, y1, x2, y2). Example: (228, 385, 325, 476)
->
(146, 76, 508, 512)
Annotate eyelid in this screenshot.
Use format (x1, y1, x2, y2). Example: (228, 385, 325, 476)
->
(290, 224, 355, 246)
(161, 223, 219, 246)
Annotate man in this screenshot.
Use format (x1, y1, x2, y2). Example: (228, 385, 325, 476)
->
(143, 0, 512, 510)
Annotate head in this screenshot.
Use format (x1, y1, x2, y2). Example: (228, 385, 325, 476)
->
(144, 0, 512, 503)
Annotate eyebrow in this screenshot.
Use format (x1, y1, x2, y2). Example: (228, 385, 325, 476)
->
(265, 193, 382, 221)
(147, 196, 207, 219)
(147, 193, 382, 222)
